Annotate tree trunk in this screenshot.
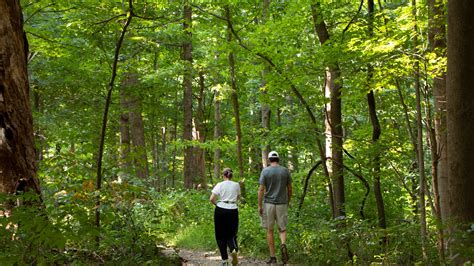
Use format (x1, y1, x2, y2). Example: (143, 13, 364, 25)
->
(395, 80, 419, 213)
(123, 73, 149, 179)
(150, 131, 159, 188)
(213, 89, 222, 183)
(182, 0, 195, 189)
(367, 88, 385, 229)
(171, 88, 179, 188)
(160, 126, 167, 188)
(33, 90, 44, 161)
(260, 0, 271, 169)
(129, 96, 149, 179)
(94, 3, 132, 243)
(367, 0, 386, 230)
(427, 0, 447, 261)
(195, 72, 207, 188)
(412, 0, 428, 260)
(0, 0, 40, 196)
(119, 82, 131, 177)
(446, 0, 474, 261)
(225, 6, 244, 178)
(312, 3, 344, 218)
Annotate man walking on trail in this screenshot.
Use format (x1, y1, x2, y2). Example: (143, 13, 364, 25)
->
(258, 151, 292, 264)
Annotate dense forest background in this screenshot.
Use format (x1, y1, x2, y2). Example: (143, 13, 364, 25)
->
(1, 0, 473, 264)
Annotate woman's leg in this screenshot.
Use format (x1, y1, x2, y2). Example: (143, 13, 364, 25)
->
(214, 207, 229, 260)
(227, 209, 239, 252)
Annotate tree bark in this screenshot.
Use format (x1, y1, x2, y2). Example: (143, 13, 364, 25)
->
(160, 126, 167, 188)
(395, 80, 419, 214)
(94, 3, 133, 244)
(225, 6, 244, 178)
(182, 0, 195, 189)
(427, 0, 447, 261)
(0, 0, 40, 196)
(119, 80, 131, 177)
(260, 0, 271, 169)
(33, 90, 44, 161)
(195, 72, 207, 188)
(312, 3, 345, 218)
(367, 0, 386, 230)
(213, 89, 222, 183)
(446, 0, 474, 260)
(122, 73, 149, 179)
(129, 94, 149, 179)
(412, 0, 428, 260)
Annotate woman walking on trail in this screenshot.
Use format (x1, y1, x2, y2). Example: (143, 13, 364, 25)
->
(210, 168, 241, 266)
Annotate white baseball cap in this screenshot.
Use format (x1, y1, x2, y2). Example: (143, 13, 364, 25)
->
(268, 151, 279, 159)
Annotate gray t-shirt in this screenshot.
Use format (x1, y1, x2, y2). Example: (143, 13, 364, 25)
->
(259, 165, 292, 204)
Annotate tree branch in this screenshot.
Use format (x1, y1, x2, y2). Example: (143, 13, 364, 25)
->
(297, 160, 323, 218)
(95, 0, 134, 245)
(329, 157, 370, 219)
(342, 0, 364, 34)
(93, 14, 126, 25)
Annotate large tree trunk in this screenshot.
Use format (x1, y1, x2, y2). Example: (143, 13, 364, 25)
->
(119, 81, 131, 177)
(122, 73, 149, 179)
(427, 0, 446, 261)
(225, 6, 244, 178)
(182, 0, 195, 189)
(129, 95, 149, 179)
(312, 4, 344, 218)
(0, 0, 40, 197)
(446, 0, 474, 261)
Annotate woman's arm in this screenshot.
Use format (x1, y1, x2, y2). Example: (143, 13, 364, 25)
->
(210, 193, 218, 205)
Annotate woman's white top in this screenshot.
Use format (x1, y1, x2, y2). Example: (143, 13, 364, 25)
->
(212, 180, 241, 209)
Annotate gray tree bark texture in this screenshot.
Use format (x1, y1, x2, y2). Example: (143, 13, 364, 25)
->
(0, 0, 40, 196)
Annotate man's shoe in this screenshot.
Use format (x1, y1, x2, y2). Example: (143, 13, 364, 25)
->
(221, 259, 229, 266)
(231, 249, 238, 266)
(281, 244, 289, 264)
(266, 256, 277, 264)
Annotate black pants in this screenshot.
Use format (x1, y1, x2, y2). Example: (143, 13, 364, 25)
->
(214, 206, 239, 260)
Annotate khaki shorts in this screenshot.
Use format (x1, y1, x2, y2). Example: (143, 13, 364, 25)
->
(261, 203, 288, 231)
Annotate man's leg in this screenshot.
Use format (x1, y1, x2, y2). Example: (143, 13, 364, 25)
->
(276, 204, 289, 264)
(279, 229, 287, 245)
(266, 228, 276, 257)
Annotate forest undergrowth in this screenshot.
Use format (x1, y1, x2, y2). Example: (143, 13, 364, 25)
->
(1, 168, 454, 265)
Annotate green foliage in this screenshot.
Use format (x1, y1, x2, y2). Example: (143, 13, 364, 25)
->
(9, 0, 451, 264)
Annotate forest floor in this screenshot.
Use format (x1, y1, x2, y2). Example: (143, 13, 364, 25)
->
(161, 247, 297, 265)
(178, 248, 268, 265)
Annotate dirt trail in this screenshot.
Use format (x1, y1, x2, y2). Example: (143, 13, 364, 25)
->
(159, 246, 295, 265)
(177, 248, 269, 265)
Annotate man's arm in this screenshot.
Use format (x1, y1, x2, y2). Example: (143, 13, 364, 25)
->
(287, 183, 293, 205)
(258, 184, 265, 215)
